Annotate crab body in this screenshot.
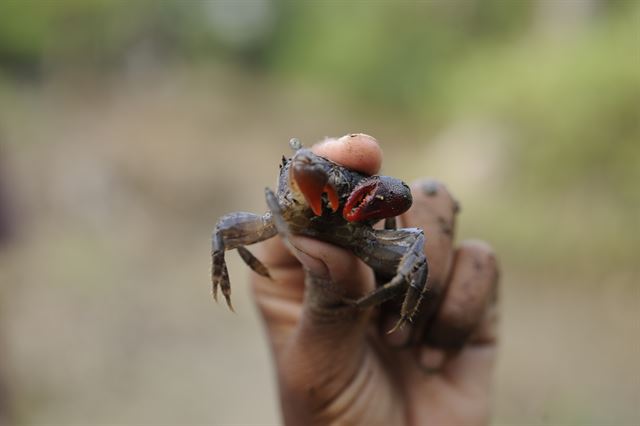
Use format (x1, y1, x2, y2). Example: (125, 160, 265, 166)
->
(212, 140, 429, 329)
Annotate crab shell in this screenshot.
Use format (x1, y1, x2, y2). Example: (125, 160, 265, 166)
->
(286, 148, 413, 223)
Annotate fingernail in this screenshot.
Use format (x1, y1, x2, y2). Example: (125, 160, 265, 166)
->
(382, 315, 411, 347)
(291, 245, 330, 279)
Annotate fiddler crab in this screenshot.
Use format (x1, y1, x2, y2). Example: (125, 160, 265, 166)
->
(211, 138, 429, 331)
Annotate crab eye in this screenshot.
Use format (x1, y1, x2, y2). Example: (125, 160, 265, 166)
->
(343, 176, 412, 222)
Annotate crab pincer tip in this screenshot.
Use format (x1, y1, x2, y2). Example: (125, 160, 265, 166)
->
(324, 183, 340, 212)
(290, 154, 334, 216)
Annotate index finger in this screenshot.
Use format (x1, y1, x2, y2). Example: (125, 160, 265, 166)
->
(312, 133, 382, 175)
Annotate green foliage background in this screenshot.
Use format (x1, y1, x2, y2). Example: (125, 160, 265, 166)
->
(1, 0, 637, 197)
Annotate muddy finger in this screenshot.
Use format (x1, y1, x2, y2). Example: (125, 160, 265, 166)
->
(423, 240, 499, 349)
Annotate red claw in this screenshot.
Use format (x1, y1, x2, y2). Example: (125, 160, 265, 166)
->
(290, 151, 338, 216)
(324, 184, 340, 213)
(344, 176, 412, 222)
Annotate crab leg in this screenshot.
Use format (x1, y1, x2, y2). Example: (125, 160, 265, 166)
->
(211, 212, 276, 309)
(347, 229, 429, 331)
(237, 246, 271, 278)
(384, 217, 397, 230)
(395, 232, 429, 331)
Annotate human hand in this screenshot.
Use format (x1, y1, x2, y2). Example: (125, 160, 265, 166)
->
(251, 134, 499, 425)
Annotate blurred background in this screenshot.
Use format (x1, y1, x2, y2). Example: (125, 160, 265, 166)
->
(0, 0, 638, 425)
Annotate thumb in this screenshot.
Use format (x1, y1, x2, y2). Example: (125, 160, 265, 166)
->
(282, 235, 375, 376)
(288, 235, 375, 341)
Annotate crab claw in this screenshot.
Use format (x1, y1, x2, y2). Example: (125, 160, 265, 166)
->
(343, 176, 412, 222)
(290, 150, 340, 216)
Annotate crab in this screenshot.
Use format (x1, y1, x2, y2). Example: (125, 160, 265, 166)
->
(211, 138, 429, 330)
